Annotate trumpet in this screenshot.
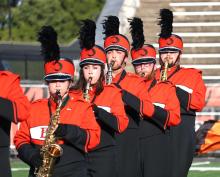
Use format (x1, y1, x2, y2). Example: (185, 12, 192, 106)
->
(106, 61, 115, 85)
(160, 57, 169, 81)
(84, 77, 92, 102)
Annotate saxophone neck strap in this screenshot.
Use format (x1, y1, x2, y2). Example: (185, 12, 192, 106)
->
(48, 95, 70, 117)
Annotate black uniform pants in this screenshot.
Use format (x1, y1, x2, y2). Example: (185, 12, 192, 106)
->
(139, 131, 171, 177)
(29, 161, 87, 177)
(171, 116, 195, 177)
(87, 146, 117, 177)
(0, 147, 12, 177)
(116, 128, 141, 177)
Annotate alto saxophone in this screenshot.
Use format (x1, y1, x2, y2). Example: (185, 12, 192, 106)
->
(106, 61, 115, 85)
(35, 90, 63, 177)
(160, 57, 169, 81)
(83, 77, 92, 102)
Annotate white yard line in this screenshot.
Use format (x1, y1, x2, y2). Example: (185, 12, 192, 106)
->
(196, 112, 220, 116)
(190, 167, 220, 171)
(192, 161, 211, 166)
(170, 2, 220, 7)
(11, 168, 29, 171)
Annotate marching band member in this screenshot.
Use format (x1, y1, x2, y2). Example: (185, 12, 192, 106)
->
(102, 16, 156, 177)
(155, 9, 206, 177)
(70, 19, 128, 177)
(14, 26, 100, 177)
(129, 17, 180, 177)
(0, 70, 30, 177)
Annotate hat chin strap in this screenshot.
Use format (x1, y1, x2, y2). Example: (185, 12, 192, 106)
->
(171, 53, 181, 67)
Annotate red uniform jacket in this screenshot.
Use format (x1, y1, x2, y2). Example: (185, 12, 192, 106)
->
(140, 80, 181, 138)
(0, 71, 30, 147)
(147, 80, 180, 126)
(14, 95, 100, 153)
(92, 84, 128, 133)
(155, 67, 206, 113)
(70, 84, 128, 149)
(112, 70, 154, 128)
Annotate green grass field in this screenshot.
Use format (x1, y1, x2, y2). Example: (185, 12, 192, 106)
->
(11, 159, 220, 177)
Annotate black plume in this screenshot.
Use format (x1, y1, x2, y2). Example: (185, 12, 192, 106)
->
(158, 9, 173, 38)
(79, 19, 96, 50)
(129, 17, 145, 50)
(38, 26, 60, 62)
(102, 16, 119, 38)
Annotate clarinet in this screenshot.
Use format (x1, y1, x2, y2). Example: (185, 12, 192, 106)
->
(106, 61, 115, 85)
(83, 77, 92, 102)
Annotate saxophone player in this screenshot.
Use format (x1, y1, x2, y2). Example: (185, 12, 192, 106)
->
(155, 9, 206, 177)
(14, 26, 100, 177)
(128, 17, 180, 177)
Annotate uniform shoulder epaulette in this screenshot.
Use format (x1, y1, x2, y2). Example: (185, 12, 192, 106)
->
(31, 98, 48, 105)
(0, 70, 18, 78)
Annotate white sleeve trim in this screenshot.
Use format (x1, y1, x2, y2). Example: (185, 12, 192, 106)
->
(176, 84, 193, 94)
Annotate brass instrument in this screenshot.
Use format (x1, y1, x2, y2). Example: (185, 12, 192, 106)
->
(106, 61, 115, 85)
(35, 90, 63, 177)
(160, 57, 169, 81)
(83, 77, 92, 102)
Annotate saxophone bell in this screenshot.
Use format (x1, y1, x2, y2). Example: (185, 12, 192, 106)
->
(48, 144, 63, 158)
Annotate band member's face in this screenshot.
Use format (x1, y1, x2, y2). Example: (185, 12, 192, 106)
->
(160, 52, 180, 66)
(106, 49, 127, 70)
(48, 80, 71, 98)
(134, 63, 156, 77)
(83, 64, 101, 85)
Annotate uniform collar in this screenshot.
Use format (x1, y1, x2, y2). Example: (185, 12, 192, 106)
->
(112, 70, 126, 84)
(49, 94, 70, 110)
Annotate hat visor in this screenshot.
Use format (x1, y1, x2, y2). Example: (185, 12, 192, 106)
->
(79, 59, 104, 67)
(132, 58, 156, 65)
(44, 73, 72, 81)
(159, 47, 181, 53)
(105, 45, 127, 53)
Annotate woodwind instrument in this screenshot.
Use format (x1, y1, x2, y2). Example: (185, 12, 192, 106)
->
(83, 77, 92, 102)
(160, 57, 169, 81)
(35, 90, 63, 177)
(106, 61, 115, 85)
